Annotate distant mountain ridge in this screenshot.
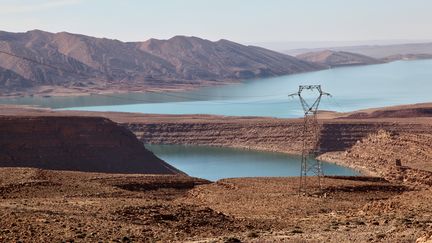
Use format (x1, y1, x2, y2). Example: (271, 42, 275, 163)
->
(381, 53, 432, 62)
(296, 50, 383, 68)
(285, 42, 432, 58)
(0, 30, 322, 96)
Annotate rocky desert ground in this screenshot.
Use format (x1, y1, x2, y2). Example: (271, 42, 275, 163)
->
(0, 104, 431, 242)
(0, 168, 431, 242)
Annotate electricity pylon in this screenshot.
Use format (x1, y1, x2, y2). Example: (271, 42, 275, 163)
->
(288, 85, 331, 194)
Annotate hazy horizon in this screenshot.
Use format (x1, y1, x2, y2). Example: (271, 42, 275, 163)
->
(1, 0, 432, 46)
(3, 28, 432, 53)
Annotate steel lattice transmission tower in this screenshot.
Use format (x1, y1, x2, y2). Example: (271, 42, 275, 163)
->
(289, 85, 331, 194)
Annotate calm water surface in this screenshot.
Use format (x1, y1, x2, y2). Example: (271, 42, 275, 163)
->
(2, 61, 422, 178)
(147, 144, 359, 181)
(1, 60, 431, 118)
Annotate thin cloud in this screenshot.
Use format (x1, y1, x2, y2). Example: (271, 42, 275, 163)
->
(0, 0, 83, 14)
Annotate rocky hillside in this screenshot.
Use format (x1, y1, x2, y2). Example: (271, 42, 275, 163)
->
(0, 116, 181, 174)
(319, 130, 432, 187)
(296, 50, 383, 68)
(0, 30, 321, 96)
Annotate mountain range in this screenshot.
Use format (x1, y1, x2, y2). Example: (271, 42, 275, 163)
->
(1, 30, 431, 97)
(0, 30, 321, 96)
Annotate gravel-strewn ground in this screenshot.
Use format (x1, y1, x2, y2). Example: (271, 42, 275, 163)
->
(1, 105, 432, 242)
(0, 168, 431, 242)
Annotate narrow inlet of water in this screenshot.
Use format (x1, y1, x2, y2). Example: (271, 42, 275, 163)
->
(146, 144, 359, 181)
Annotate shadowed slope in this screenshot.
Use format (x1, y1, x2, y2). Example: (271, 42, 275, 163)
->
(0, 116, 182, 174)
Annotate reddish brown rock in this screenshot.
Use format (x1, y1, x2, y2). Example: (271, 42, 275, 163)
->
(0, 116, 181, 174)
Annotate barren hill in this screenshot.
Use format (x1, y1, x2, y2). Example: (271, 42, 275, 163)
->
(296, 50, 383, 68)
(0, 30, 321, 96)
(0, 115, 182, 174)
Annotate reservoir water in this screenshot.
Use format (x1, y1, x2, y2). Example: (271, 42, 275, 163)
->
(2, 60, 430, 179)
(146, 144, 360, 181)
(2, 59, 431, 118)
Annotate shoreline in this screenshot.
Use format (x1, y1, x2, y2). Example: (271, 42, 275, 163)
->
(145, 142, 369, 177)
(0, 104, 431, 186)
(316, 152, 377, 177)
(3, 58, 431, 100)
(0, 79, 241, 99)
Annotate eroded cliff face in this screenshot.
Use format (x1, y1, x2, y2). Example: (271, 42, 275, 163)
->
(318, 122, 432, 152)
(127, 119, 306, 154)
(0, 116, 181, 174)
(125, 117, 432, 186)
(126, 119, 432, 155)
(319, 130, 432, 187)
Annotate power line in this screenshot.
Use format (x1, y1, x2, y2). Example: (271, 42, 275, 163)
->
(96, 92, 291, 106)
(325, 95, 346, 113)
(165, 91, 289, 99)
(144, 89, 292, 104)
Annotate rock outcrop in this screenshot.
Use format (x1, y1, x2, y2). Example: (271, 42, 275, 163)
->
(319, 130, 432, 186)
(0, 116, 181, 174)
(127, 117, 306, 154)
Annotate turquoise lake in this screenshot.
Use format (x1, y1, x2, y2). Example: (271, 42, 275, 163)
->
(1, 59, 431, 118)
(146, 144, 359, 181)
(1, 60, 430, 179)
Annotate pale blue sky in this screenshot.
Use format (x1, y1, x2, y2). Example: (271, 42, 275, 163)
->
(1, 0, 432, 44)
